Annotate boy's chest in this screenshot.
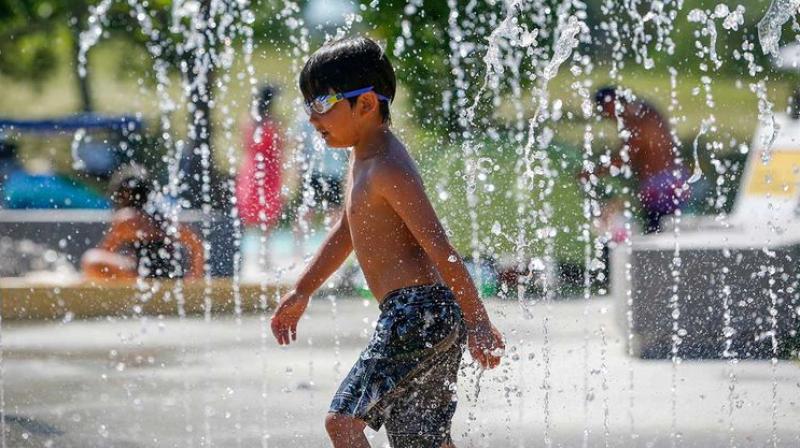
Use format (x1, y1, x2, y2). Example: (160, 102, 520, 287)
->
(346, 180, 379, 223)
(346, 178, 399, 236)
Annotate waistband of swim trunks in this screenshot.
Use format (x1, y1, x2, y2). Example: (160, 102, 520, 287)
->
(378, 283, 452, 312)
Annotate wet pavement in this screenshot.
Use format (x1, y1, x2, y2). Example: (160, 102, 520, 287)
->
(4, 294, 800, 447)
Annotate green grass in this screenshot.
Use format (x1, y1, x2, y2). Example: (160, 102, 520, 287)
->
(498, 67, 794, 151)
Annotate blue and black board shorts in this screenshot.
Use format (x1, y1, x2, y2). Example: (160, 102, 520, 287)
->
(329, 283, 467, 447)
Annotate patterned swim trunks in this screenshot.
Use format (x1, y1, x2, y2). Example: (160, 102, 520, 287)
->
(329, 283, 467, 447)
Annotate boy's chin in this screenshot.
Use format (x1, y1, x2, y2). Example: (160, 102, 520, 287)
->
(326, 140, 354, 149)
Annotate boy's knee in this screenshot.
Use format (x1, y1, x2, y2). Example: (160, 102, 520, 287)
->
(325, 413, 364, 437)
(324, 413, 339, 435)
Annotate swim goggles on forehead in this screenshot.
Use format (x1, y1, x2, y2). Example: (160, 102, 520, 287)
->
(304, 86, 391, 116)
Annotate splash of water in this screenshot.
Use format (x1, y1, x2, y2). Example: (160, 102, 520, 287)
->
(757, 0, 800, 58)
(70, 128, 87, 170)
(77, 0, 113, 78)
(752, 81, 780, 162)
(669, 213, 683, 448)
(687, 118, 714, 184)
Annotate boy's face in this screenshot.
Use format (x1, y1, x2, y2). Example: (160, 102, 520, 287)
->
(308, 97, 358, 148)
(307, 89, 383, 148)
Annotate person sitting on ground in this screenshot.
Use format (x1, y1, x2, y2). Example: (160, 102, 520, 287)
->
(593, 86, 691, 233)
(270, 36, 504, 448)
(81, 165, 204, 280)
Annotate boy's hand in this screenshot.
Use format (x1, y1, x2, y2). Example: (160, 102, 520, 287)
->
(467, 320, 505, 369)
(270, 291, 310, 345)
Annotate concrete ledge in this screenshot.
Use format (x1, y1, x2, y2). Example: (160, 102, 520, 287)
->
(1, 278, 283, 321)
(612, 236, 800, 359)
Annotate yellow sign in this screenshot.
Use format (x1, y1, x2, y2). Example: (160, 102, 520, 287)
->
(745, 151, 800, 197)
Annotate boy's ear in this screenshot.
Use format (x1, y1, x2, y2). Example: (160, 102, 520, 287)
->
(357, 92, 380, 117)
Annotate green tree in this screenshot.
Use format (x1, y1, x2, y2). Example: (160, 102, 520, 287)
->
(361, 0, 788, 137)
(0, 0, 177, 112)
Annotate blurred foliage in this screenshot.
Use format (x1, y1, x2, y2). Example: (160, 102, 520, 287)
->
(362, 0, 794, 136)
(3, 0, 795, 122)
(0, 0, 73, 84)
(0, 0, 175, 105)
(415, 136, 586, 264)
(361, 0, 563, 134)
(0, 0, 290, 97)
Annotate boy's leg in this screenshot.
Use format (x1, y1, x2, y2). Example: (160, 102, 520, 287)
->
(325, 413, 369, 448)
(384, 342, 463, 448)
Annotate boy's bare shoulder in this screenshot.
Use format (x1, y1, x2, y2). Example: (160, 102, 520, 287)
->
(368, 141, 422, 193)
(111, 207, 142, 224)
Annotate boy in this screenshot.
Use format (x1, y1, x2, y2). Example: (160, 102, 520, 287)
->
(271, 36, 505, 448)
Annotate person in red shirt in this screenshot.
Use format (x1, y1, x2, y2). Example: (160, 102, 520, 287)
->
(236, 86, 284, 230)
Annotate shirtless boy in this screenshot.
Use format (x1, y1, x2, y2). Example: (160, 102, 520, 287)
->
(594, 86, 690, 233)
(270, 36, 505, 447)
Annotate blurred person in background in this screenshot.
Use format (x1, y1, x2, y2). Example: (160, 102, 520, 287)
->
(82, 164, 204, 280)
(236, 85, 284, 231)
(593, 86, 691, 234)
(298, 119, 348, 226)
(236, 85, 285, 276)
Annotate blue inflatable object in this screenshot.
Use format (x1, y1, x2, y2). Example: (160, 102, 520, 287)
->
(0, 114, 142, 133)
(2, 169, 110, 209)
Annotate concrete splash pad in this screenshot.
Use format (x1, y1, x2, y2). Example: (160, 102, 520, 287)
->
(4, 296, 799, 447)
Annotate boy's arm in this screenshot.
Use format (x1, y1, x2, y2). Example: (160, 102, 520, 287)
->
(271, 212, 353, 345)
(177, 224, 205, 279)
(97, 217, 139, 252)
(374, 163, 504, 368)
(293, 211, 354, 297)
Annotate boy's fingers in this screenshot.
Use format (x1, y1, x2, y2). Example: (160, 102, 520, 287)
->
(272, 324, 286, 345)
(275, 328, 284, 345)
(273, 323, 289, 345)
(471, 347, 487, 367)
(270, 321, 281, 343)
(291, 325, 297, 341)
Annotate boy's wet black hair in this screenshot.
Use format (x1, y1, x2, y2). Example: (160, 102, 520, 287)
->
(300, 36, 396, 123)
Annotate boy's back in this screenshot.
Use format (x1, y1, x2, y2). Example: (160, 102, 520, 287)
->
(271, 35, 503, 448)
